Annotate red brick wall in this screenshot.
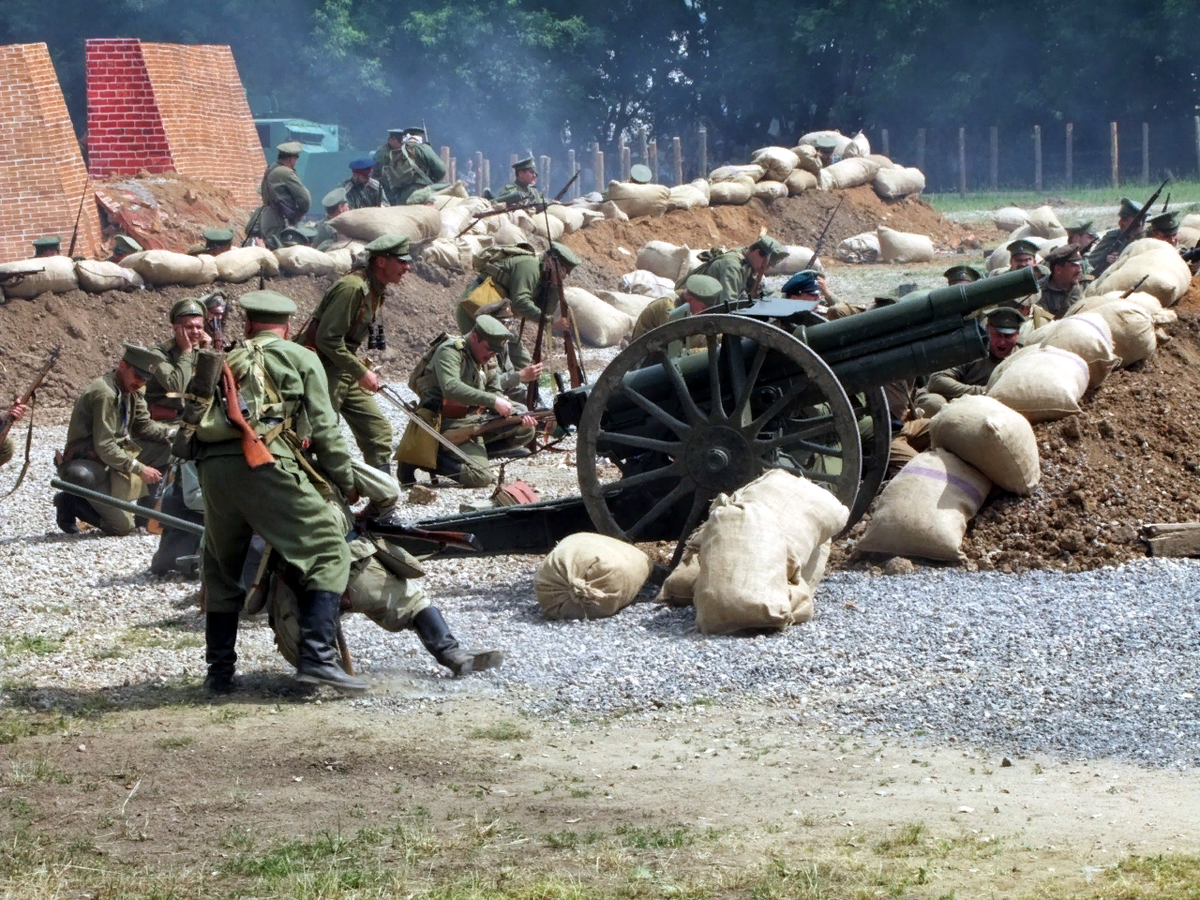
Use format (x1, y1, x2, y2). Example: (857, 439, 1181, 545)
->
(0, 43, 101, 263)
(86, 39, 262, 208)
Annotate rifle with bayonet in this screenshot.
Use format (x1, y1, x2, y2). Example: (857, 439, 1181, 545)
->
(805, 193, 845, 270)
(1092, 178, 1169, 278)
(454, 170, 581, 240)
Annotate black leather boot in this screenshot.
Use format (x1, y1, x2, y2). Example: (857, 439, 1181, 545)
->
(398, 463, 418, 486)
(204, 612, 239, 694)
(413, 607, 504, 676)
(295, 590, 368, 692)
(53, 493, 79, 534)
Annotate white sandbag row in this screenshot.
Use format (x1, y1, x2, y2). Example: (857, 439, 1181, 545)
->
(0, 257, 79, 298)
(1022, 312, 1119, 388)
(1084, 239, 1191, 306)
(563, 285, 632, 347)
(121, 250, 217, 287)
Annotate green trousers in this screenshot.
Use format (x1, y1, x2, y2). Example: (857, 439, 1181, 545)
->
(328, 375, 394, 467)
(442, 414, 536, 488)
(197, 453, 350, 614)
(58, 459, 145, 536)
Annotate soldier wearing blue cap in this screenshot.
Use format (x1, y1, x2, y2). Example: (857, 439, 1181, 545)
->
(372, 127, 448, 205)
(343, 157, 389, 209)
(1087, 197, 1145, 271)
(245, 142, 312, 248)
(493, 157, 546, 206)
(54, 344, 174, 536)
(193, 290, 366, 694)
(297, 234, 413, 473)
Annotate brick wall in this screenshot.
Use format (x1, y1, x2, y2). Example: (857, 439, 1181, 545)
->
(86, 39, 262, 208)
(0, 43, 101, 263)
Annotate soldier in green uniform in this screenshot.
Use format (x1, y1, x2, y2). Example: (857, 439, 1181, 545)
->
(31, 236, 60, 258)
(397, 315, 537, 487)
(1038, 245, 1086, 319)
(109, 235, 141, 263)
(0, 402, 28, 469)
(944, 264, 983, 286)
(187, 228, 234, 256)
(248, 142, 311, 249)
(632, 274, 723, 343)
(137, 298, 211, 469)
(492, 157, 546, 206)
(299, 234, 412, 473)
(679, 235, 788, 306)
(54, 345, 173, 536)
(920, 307, 1025, 405)
(343, 157, 389, 209)
(314, 187, 349, 250)
(192, 291, 366, 694)
(456, 242, 583, 378)
(373, 127, 448, 205)
(1147, 211, 1180, 246)
(201, 291, 229, 347)
(813, 136, 839, 167)
(1087, 198, 1143, 272)
(1064, 220, 1098, 275)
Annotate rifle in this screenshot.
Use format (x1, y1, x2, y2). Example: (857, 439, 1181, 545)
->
(1092, 178, 1169, 278)
(66, 177, 90, 259)
(0, 346, 58, 448)
(376, 385, 490, 476)
(1120, 274, 1151, 299)
(442, 408, 556, 445)
(454, 169, 581, 240)
(219, 363, 275, 469)
(362, 519, 483, 555)
(805, 193, 845, 270)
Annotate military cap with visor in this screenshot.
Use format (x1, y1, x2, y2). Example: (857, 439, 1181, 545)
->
(113, 235, 142, 255)
(1006, 238, 1040, 257)
(629, 164, 653, 184)
(813, 136, 839, 152)
(238, 290, 297, 324)
(122, 343, 160, 379)
(682, 273, 723, 305)
(472, 314, 512, 350)
(322, 186, 348, 210)
(943, 264, 982, 284)
(349, 157, 375, 171)
(1118, 197, 1141, 219)
(1149, 211, 1180, 235)
(512, 156, 537, 173)
(365, 233, 413, 261)
(31, 236, 60, 252)
(983, 306, 1027, 334)
(1042, 244, 1084, 267)
(1064, 220, 1096, 236)
(169, 298, 206, 322)
(199, 290, 227, 311)
(276, 141, 304, 157)
(781, 270, 821, 297)
(547, 241, 582, 272)
(203, 228, 234, 246)
(748, 235, 788, 265)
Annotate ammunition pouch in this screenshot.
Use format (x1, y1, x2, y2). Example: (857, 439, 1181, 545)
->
(458, 277, 506, 325)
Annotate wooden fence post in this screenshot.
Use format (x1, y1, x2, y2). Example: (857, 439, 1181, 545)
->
(989, 126, 998, 190)
(1110, 122, 1119, 190)
(567, 149, 577, 199)
(540, 155, 551, 195)
(1142, 122, 1149, 185)
(916, 128, 926, 174)
(957, 127, 966, 196)
(474, 151, 484, 196)
(1065, 124, 1073, 189)
(1195, 117, 1200, 180)
(673, 136, 683, 186)
(639, 129, 649, 171)
(1033, 125, 1042, 191)
(594, 143, 605, 190)
(449, 157, 456, 185)
(618, 134, 629, 181)
(482, 158, 491, 193)
(698, 125, 708, 178)
(649, 139, 659, 183)
(440, 146, 450, 175)
(881, 128, 889, 159)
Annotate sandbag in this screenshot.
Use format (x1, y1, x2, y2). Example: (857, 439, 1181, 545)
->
(694, 499, 791, 634)
(74, 259, 143, 293)
(753, 180, 788, 201)
(846, 131, 871, 158)
(324, 246, 355, 274)
(1023, 312, 1118, 388)
(274, 245, 339, 277)
(836, 231, 880, 263)
(797, 131, 852, 157)
(658, 548, 700, 607)
(1182, 213, 1200, 231)
(689, 179, 711, 201)
(987, 245, 1011, 271)
(636, 241, 692, 281)
(858, 449, 990, 561)
(877, 226, 934, 263)
(928, 396, 1040, 495)
(818, 158, 880, 191)
(564, 286, 633, 347)
(1086, 245, 1191, 306)
(986, 345, 1090, 423)
(751, 147, 800, 181)
(520, 209, 565, 241)
(868, 154, 895, 169)
(598, 290, 656, 320)
(439, 205, 480, 239)
(619, 269, 676, 298)
(994, 207, 1029, 232)
(708, 164, 765, 184)
(124, 250, 215, 287)
(547, 204, 586, 233)
(420, 238, 463, 270)
(608, 181, 670, 219)
(1067, 299, 1157, 366)
(1178, 226, 1200, 250)
(600, 200, 629, 222)
(873, 166, 926, 200)
(491, 217, 528, 245)
(535, 533, 652, 620)
(785, 169, 818, 195)
(1066, 289, 1176, 326)
(1026, 205, 1066, 239)
(792, 144, 823, 175)
(215, 246, 278, 283)
(667, 183, 709, 211)
(767, 245, 821, 275)
(709, 178, 754, 205)
(1007, 223, 1036, 241)
(330, 205, 441, 243)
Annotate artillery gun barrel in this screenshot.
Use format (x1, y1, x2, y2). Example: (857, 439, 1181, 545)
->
(50, 477, 205, 537)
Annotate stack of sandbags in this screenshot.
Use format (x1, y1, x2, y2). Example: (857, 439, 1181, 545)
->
(607, 181, 670, 219)
(667, 179, 710, 211)
(836, 231, 880, 263)
(1025, 205, 1067, 239)
(0, 257, 79, 299)
(709, 178, 755, 205)
(709, 164, 765, 184)
(786, 169, 819, 195)
(1085, 239, 1192, 306)
(842, 131, 870, 158)
(274, 245, 340, 277)
(491, 216, 528, 245)
(797, 130, 853, 158)
(122, 250, 217, 287)
(792, 144, 823, 175)
(993, 207, 1029, 232)
(535, 533, 652, 620)
(1066, 289, 1177, 326)
(1022, 312, 1119, 388)
(874, 166, 926, 200)
(767, 246, 822, 275)
(75, 259, 143, 293)
(517, 208, 566, 241)
(877, 226, 934, 263)
(857, 448, 992, 562)
(1066, 297, 1158, 365)
(598, 290, 656, 320)
(927, 396, 1040, 494)
(547, 204, 586, 233)
(818, 158, 881, 191)
(619, 269, 676, 297)
(986, 345, 1090, 423)
(636, 241, 692, 282)
(751, 147, 799, 181)
(330, 206, 441, 243)
(564, 286, 633, 347)
(214, 246, 280, 283)
(753, 181, 789, 201)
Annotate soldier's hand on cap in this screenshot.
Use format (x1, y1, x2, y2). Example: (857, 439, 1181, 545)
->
(139, 466, 163, 485)
(494, 396, 514, 417)
(7, 401, 27, 423)
(519, 362, 543, 384)
(358, 370, 381, 393)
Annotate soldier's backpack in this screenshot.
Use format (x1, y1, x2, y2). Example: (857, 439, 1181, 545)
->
(470, 243, 538, 285)
(406, 332, 456, 394)
(675, 246, 730, 289)
(194, 338, 290, 446)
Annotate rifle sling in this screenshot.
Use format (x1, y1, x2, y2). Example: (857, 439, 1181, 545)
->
(0, 399, 36, 501)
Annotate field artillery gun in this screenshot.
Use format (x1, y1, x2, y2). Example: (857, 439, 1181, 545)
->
(419, 267, 1041, 562)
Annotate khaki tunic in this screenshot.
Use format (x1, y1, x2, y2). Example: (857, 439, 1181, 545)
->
(1037, 276, 1085, 319)
(682, 249, 759, 306)
(925, 356, 1001, 401)
(256, 163, 311, 246)
(491, 182, 546, 206)
(341, 176, 389, 210)
(373, 142, 448, 205)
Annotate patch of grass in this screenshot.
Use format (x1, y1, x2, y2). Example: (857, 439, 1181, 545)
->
(469, 721, 530, 741)
(1035, 853, 1200, 899)
(2, 634, 66, 657)
(925, 182, 1200, 214)
(154, 735, 193, 750)
(875, 820, 928, 856)
(120, 627, 203, 651)
(0, 713, 59, 745)
(6, 757, 72, 785)
(614, 823, 692, 850)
